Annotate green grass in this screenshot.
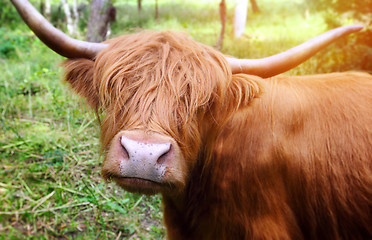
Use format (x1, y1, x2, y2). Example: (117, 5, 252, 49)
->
(0, 0, 370, 239)
(0, 35, 165, 239)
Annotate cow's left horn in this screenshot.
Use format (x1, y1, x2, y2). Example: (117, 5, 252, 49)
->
(11, 0, 107, 59)
(227, 25, 363, 78)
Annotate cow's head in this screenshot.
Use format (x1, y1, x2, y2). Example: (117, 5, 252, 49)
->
(11, 0, 363, 196)
(63, 31, 262, 195)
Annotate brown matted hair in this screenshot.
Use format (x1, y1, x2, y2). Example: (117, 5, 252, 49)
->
(62, 31, 261, 162)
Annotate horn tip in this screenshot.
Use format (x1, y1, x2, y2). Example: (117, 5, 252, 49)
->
(346, 25, 364, 32)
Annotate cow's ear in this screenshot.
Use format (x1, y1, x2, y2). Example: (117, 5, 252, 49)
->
(222, 74, 262, 114)
(61, 59, 99, 109)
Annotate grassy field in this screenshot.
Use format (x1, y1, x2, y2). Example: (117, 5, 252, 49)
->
(0, 0, 369, 239)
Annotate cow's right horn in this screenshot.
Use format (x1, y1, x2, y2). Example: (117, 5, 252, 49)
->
(227, 25, 363, 78)
(11, 0, 107, 59)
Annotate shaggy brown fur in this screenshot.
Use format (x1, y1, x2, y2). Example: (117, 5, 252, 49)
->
(163, 72, 372, 240)
(62, 31, 372, 239)
(63, 31, 235, 160)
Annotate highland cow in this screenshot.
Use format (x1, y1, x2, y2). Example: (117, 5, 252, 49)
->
(11, 0, 372, 239)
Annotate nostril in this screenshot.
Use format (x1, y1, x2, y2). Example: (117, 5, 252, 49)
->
(119, 136, 130, 159)
(157, 144, 172, 165)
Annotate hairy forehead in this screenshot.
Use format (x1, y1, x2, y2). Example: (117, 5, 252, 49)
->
(91, 31, 232, 149)
(94, 31, 231, 109)
(95, 31, 229, 78)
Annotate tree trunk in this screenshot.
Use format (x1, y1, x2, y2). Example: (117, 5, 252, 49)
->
(138, 0, 142, 12)
(61, 0, 75, 35)
(72, 0, 79, 35)
(216, 0, 226, 50)
(86, 0, 112, 42)
(249, 0, 260, 13)
(234, 0, 248, 38)
(155, 0, 159, 20)
(45, 0, 51, 20)
(40, 0, 51, 20)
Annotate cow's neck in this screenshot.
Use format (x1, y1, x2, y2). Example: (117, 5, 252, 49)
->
(162, 80, 268, 239)
(162, 134, 239, 239)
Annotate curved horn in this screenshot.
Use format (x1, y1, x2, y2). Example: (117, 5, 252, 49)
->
(227, 25, 363, 78)
(11, 0, 107, 59)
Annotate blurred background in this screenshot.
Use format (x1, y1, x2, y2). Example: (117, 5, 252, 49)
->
(0, 0, 371, 239)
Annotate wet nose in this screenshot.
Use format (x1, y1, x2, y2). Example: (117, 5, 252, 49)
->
(120, 135, 171, 164)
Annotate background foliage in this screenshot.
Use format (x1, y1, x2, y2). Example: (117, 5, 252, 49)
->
(1, 0, 371, 239)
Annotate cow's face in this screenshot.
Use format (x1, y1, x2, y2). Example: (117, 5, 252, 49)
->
(63, 31, 259, 196)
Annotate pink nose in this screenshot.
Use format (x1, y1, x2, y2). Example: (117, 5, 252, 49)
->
(118, 135, 173, 181)
(120, 135, 172, 164)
